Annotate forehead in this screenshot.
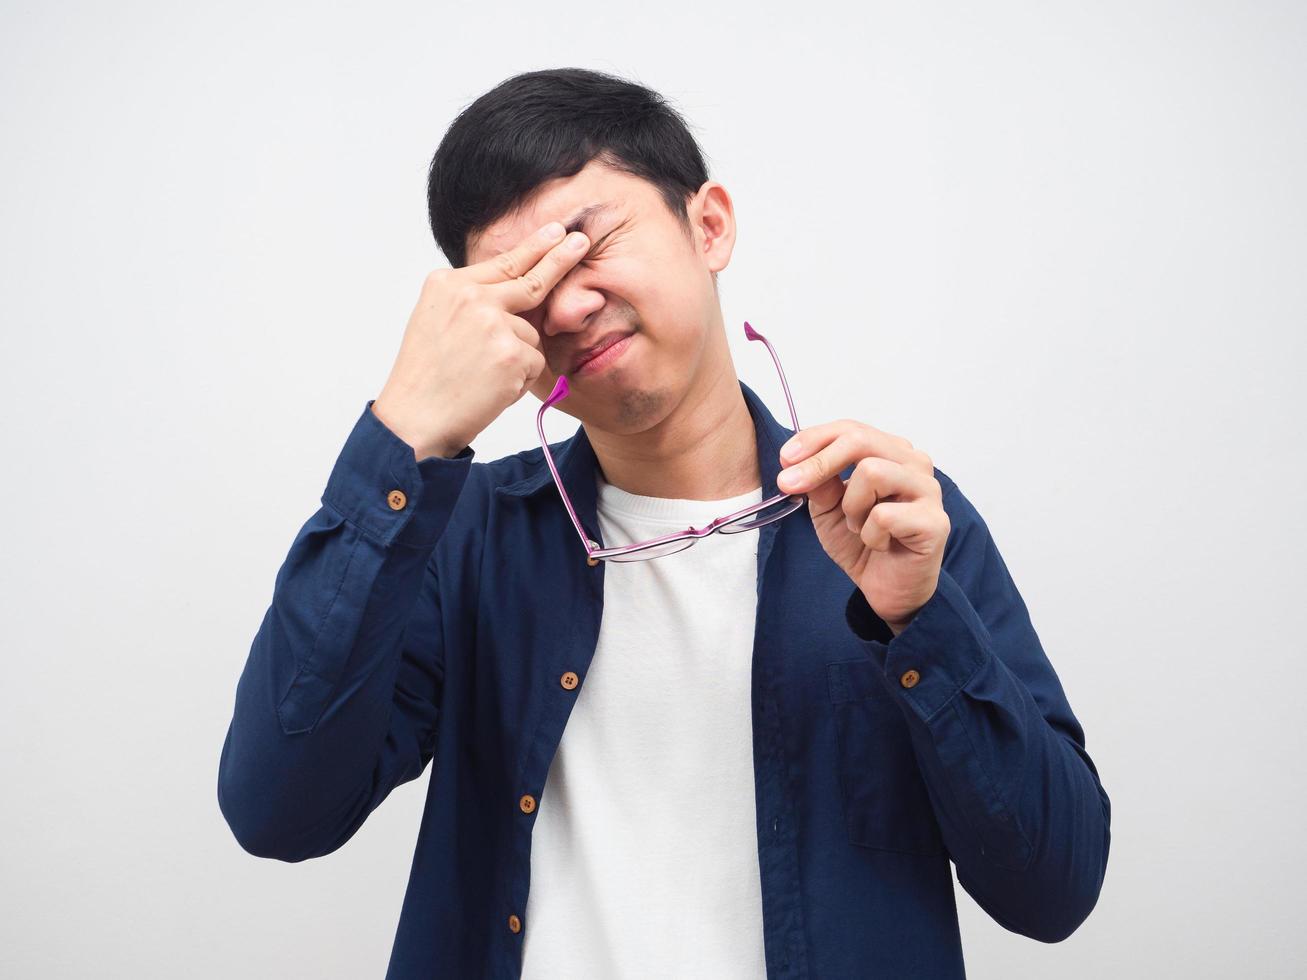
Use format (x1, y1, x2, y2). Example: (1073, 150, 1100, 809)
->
(467, 160, 654, 262)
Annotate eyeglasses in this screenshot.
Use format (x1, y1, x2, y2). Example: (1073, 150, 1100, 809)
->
(536, 321, 807, 564)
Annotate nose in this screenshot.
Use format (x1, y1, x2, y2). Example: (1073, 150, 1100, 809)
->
(534, 266, 605, 342)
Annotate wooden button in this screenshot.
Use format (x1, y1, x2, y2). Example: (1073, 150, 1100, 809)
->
(519, 793, 536, 814)
(586, 554, 599, 566)
(560, 671, 579, 690)
(900, 668, 921, 689)
(386, 489, 407, 510)
(507, 913, 521, 933)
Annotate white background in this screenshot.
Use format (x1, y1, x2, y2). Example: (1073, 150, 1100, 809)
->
(2, 1, 1304, 977)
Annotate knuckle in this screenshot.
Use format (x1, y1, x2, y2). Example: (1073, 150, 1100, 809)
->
(517, 270, 546, 301)
(476, 304, 501, 330)
(854, 456, 881, 479)
(491, 331, 519, 363)
(457, 282, 485, 308)
(936, 514, 952, 541)
(492, 252, 519, 279)
(439, 278, 477, 311)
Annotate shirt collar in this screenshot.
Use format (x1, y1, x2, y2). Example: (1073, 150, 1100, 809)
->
(494, 378, 795, 509)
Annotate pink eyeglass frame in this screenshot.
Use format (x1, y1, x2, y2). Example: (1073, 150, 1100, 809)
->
(536, 321, 807, 565)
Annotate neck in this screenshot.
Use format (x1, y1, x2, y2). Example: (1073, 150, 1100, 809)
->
(584, 328, 761, 501)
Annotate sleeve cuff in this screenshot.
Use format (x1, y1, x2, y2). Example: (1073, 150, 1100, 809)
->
(843, 570, 991, 722)
(320, 399, 475, 550)
(845, 585, 897, 643)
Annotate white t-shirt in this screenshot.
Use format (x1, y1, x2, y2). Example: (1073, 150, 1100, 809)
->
(521, 471, 769, 979)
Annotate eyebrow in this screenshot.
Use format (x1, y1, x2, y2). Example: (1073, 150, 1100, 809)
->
(562, 202, 616, 236)
(488, 202, 622, 259)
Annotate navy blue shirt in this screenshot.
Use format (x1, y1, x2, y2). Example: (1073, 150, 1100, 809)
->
(217, 379, 1111, 978)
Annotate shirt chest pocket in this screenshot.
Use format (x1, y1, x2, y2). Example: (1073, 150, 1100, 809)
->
(827, 657, 947, 857)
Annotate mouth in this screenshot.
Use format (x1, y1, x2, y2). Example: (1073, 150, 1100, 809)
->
(572, 331, 632, 373)
(572, 332, 635, 374)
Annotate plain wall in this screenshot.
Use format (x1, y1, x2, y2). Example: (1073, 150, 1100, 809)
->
(2, 1, 1304, 976)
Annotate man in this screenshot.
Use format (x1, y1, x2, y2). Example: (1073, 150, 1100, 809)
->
(217, 67, 1111, 978)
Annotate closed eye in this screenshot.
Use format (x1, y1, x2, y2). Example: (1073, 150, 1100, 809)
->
(581, 218, 627, 260)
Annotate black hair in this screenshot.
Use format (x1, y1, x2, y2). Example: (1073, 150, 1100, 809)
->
(427, 67, 712, 270)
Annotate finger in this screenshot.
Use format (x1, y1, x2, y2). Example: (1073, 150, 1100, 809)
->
(505, 312, 542, 350)
(464, 221, 570, 284)
(823, 475, 889, 552)
(776, 423, 915, 495)
(841, 457, 940, 530)
(519, 344, 548, 391)
(861, 500, 950, 554)
(781, 419, 915, 465)
(491, 230, 592, 314)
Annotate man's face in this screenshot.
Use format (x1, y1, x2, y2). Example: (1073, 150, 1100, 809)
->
(464, 157, 734, 433)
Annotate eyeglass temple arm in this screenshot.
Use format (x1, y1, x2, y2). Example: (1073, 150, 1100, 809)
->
(743, 321, 800, 433)
(537, 376, 597, 553)
(535, 321, 801, 553)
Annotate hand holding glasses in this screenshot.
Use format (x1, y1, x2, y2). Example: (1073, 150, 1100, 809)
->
(537, 321, 807, 563)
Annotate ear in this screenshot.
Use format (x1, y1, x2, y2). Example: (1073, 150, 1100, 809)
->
(688, 181, 736, 275)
